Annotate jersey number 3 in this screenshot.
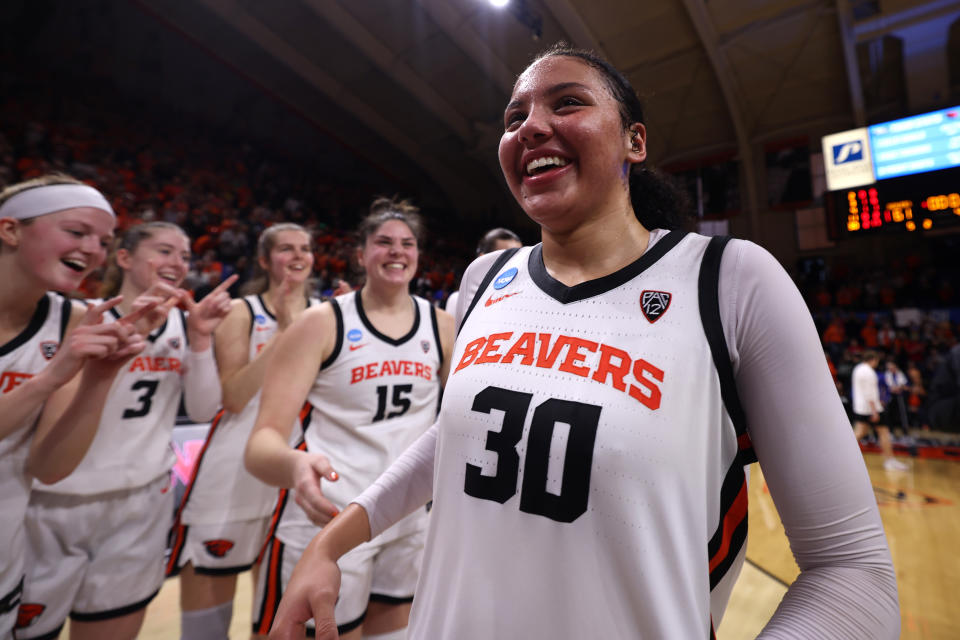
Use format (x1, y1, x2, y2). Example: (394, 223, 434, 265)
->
(123, 380, 159, 419)
(464, 386, 600, 523)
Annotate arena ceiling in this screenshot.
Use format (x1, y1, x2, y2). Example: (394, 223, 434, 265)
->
(8, 0, 958, 225)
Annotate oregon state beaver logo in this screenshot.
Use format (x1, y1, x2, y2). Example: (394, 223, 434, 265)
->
(203, 539, 235, 558)
(640, 291, 671, 323)
(16, 603, 45, 629)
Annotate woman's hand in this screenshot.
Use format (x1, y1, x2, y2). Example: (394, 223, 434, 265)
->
(43, 297, 143, 387)
(292, 452, 341, 526)
(269, 545, 342, 640)
(81, 323, 147, 376)
(126, 282, 184, 335)
(184, 274, 238, 340)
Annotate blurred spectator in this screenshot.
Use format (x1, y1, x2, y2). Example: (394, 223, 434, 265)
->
(851, 352, 909, 471)
(882, 360, 909, 432)
(822, 317, 846, 361)
(928, 344, 960, 433)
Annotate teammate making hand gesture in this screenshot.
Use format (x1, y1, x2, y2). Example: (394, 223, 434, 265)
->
(16, 222, 235, 640)
(0, 174, 146, 639)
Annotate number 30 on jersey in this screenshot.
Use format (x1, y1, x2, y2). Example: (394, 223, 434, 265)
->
(464, 386, 600, 523)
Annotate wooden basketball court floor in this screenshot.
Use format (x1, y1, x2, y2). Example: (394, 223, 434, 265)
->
(119, 452, 958, 638)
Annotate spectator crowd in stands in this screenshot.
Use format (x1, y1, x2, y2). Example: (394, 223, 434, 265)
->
(2, 76, 958, 438)
(0, 81, 476, 307)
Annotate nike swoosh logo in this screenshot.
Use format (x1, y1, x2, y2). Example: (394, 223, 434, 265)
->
(349, 343, 367, 351)
(485, 291, 520, 307)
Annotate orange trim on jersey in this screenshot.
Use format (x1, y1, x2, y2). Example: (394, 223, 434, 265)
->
(298, 402, 312, 423)
(166, 409, 226, 575)
(254, 539, 284, 635)
(172, 408, 226, 521)
(708, 480, 748, 573)
(256, 402, 310, 565)
(255, 439, 307, 565)
(165, 523, 186, 576)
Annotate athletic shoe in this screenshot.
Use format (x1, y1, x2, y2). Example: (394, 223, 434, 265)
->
(883, 458, 909, 472)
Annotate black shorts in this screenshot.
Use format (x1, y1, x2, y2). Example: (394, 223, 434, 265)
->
(881, 404, 905, 428)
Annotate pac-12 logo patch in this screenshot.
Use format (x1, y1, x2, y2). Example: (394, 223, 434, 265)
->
(640, 291, 671, 323)
(493, 267, 518, 290)
(168, 337, 181, 350)
(203, 539, 235, 558)
(16, 603, 45, 629)
(347, 329, 363, 342)
(39, 341, 58, 360)
(421, 340, 431, 353)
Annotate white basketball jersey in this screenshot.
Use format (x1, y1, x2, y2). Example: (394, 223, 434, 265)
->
(276, 291, 442, 546)
(0, 293, 71, 582)
(36, 306, 190, 495)
(409, 232, 752, 639)
(182, 294, 320, 525)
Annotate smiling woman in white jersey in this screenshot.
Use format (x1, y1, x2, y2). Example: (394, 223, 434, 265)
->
(15, 221, 234, 640)
(168, 223, 320, 640)
(0, 173, 146, 639)
(269, 45, 900, 640)
(245, 197, 455, 640)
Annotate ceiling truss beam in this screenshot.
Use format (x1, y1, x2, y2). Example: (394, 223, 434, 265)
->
(301, 0, 474, 142)
(195, 0, 481, 206)
(679, 0, 760, 234)
(835, 0, 867, 127)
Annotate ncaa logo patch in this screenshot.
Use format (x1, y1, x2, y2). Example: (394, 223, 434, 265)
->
(640, 290, 671, 323)
(832, 141, 863, 165)
(493, 267, 518, 290)
(347, 328, 363, 342)
(39, 341, 58, 360)
(255, 314, 267, 325)
(203, 539, 235, 558)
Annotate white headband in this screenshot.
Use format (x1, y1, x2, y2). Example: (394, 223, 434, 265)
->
(0, 184, 115, 221)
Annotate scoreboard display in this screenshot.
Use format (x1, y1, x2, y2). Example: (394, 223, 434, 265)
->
(832, 165, 960, 235)
(823, 105, 960, 236)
